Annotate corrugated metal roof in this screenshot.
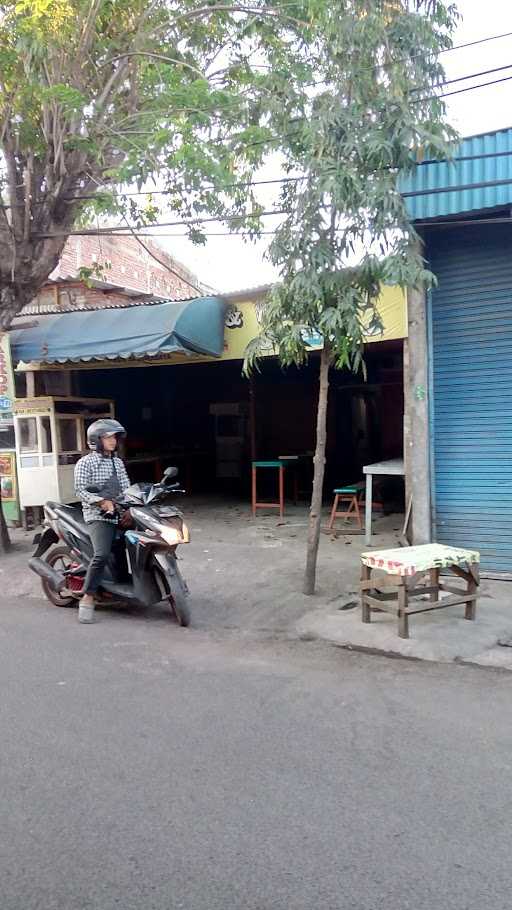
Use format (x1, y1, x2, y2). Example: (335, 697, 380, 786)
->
(21, 295, 179, 316)
(400, 126, 512, 221)
(222, 284, 271, 302)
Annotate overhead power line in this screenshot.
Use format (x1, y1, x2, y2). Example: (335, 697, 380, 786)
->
(306, 28, 512, 88)
(427, 72, 512, 101)
(32, 208, 288, 240)
(24, 215, 512, 244)
(64, 175, 303, 203)
(26, 168, 512, 242)
(2, 47, 512, 212)
(434, 28, 512, 56)
(2, 66, 507, 214)
(426, 62, 512, 91)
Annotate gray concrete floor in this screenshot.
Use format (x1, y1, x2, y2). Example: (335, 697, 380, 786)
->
(3, 501, 512, 908)
(2, 584, 512, 910)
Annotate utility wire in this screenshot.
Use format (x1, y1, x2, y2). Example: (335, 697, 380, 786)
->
(421, 72, 512, 101)
(298, 28, 512, 89)
(5, 62, 512, 231)
(3, 45, 512, 211)
(23, 215, 512, 244)
(3, 57, 512, 211)
(436, 29, 512, 55)
(423, 62, 512, 91)
(32, 208, 288, 240)
(29, 169, 512, 240)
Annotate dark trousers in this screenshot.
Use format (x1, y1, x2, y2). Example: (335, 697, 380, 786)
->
(84, 521, 116, 594)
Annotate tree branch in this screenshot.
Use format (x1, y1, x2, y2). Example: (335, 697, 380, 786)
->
(99, 52, 205, 80)
(166, 5, 307, 28)
(2, 131, 24, 240)
(23, 152, 34, 241)
(77, 0, 103, 58)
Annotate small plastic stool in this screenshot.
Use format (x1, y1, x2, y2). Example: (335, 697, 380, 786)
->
(328, 485, 362, 531)
(252, 460, 285, 518)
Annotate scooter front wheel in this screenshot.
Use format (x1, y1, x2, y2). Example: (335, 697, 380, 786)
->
(170, 582, 191, 628)
(154, 566, 191, 627)
(41, 546, 78, 608)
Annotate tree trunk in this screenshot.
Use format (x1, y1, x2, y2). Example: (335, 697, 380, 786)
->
(303, 345, 331, 595)
(0, 481, 11, 554)
(0, 283, 35, 331)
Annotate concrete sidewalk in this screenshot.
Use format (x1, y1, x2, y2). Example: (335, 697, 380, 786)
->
(296, 580, 512, 669)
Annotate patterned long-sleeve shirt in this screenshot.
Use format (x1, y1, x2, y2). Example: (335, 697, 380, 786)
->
(74, 452, 131, 524)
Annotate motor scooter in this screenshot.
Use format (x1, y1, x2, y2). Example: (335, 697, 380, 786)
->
(29, 467, 191, 626)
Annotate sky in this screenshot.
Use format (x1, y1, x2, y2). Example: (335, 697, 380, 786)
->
(159, 1, 512, 294)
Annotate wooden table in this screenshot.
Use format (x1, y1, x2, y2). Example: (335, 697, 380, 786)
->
(360, 543, 480, 639)
(363, 458, 404, 545)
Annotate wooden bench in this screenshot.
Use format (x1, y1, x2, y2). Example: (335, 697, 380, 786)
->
(360, 543, 480, 639)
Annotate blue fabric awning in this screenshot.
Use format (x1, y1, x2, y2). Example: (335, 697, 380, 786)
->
(10, 296, 227, 364)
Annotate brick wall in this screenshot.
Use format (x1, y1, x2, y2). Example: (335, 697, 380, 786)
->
(53, 234, 202, 299)
(22, 234, 207, 315)
(23, 234, 205, 316)
(25, 282, 147, 314)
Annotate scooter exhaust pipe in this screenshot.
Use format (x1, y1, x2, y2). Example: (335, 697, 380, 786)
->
(29, 557, 66, 593)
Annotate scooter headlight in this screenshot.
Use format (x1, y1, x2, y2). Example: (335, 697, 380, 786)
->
(160, 525, 183, 546)
(159, 520, 190, 546)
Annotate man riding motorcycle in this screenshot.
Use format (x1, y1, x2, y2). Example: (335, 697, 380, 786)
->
(74, 418, 131, 624)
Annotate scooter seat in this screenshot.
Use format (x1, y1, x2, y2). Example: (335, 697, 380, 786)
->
(48, 502, 90, 537)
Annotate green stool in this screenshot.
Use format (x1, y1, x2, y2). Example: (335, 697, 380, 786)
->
(252, 460, 285, 518)
(328, 484, 363, 531)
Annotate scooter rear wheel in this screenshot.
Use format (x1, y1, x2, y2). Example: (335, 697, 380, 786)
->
(41, 546, 78, 608)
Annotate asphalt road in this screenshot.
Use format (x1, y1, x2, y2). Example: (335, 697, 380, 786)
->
(1, 594, 512, 910)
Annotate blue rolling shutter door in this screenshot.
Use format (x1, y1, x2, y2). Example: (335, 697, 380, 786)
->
(430, 223, 512, 572)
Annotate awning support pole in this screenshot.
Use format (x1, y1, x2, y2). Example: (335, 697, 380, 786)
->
(249, 376, 257, 462)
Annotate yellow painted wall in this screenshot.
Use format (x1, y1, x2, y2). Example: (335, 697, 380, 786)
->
(222, 284, 407, 360)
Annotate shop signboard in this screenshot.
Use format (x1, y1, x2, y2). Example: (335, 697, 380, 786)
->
(13, 397, 52, 415)
(0, 334, 19, 522)
(0, 452, 16, 502)
(0, 333, 14, 412)
(0, 334, 15, 431)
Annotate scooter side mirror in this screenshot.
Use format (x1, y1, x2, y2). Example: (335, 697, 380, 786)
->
(163, 466, 178, 484)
